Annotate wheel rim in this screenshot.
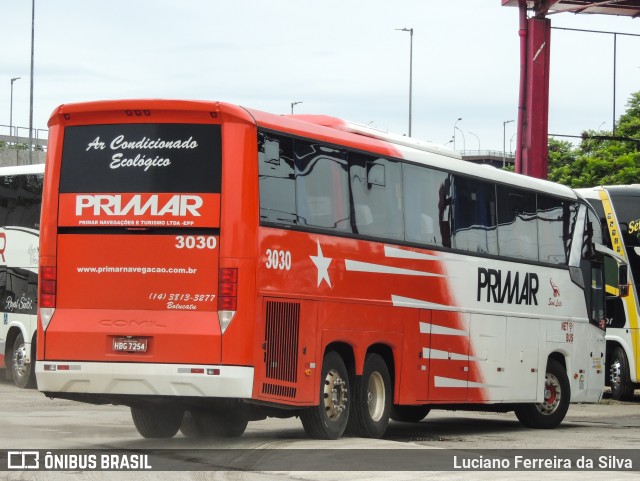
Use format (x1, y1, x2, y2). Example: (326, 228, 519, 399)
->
(323, 368, 348, 421)
(536, 372, 561, 415)
(12, 342, 29, 381)
(367, 371, 385, 422)
(610, 359, 622, 388)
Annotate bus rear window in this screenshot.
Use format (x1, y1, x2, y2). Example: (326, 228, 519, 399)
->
(60, 123, 221, 193)
(58, 123, 222, 228)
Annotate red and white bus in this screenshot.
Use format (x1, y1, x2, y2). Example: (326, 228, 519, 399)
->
(37, 100, 623, 439)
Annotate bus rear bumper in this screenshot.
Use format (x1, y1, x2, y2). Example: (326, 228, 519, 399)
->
(36, 361, 254, 398)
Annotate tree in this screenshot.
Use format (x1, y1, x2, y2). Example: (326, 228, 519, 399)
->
(547, 91, 640, 187)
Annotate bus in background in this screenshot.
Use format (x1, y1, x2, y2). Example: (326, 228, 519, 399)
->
(578, 186, 640, 400)
(37, 100, 624, 439)
(0, 163, 44, 388)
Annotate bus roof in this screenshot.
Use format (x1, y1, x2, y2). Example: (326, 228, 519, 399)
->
(48, 98, 577, 200)
(247, 107, 577, 200)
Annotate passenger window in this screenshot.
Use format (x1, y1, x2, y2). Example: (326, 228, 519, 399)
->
(538, 195, 571, 264)
(582, 208, 603, 260)
(258, 132, 297, 226)
(294, 141, 350, 232)
(453, 177, 497, 255)
(403, 164, 452, 247)
(349, 154, 403, 240)
(497, 186, 538, 261)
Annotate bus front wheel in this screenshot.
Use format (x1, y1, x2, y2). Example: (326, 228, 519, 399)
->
(131, 405, 184, 438)
(514, 358, 570, 429)
(609, 347, 634, 401)
(300, 351, 350, 439)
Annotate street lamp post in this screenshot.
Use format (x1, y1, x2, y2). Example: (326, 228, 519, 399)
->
(503, 119, 514, 167)
(468, 131, 480, 152)
(455, 127, 466, 153)
(290, 101, 302, 114)
(453, 118, 462, 150)
(10, 77, 21, 140)
(28, 0, 35, 164)
(395, 27, 413, 137)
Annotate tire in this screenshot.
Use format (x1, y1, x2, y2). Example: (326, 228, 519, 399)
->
(515, 358, 570, 429)
(11, 333, 36, 389)
(346, 353, 391, 438)
(180, 404, 249, 438)
(179, 411, 201, 438)
(390, 405, 430, 423)
(609, 347, 634, 401)
(131, 405, 184, 438)
(300, 351, 350, 440)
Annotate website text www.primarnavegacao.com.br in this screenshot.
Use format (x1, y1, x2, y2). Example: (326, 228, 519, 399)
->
(76, 266, 198, 275)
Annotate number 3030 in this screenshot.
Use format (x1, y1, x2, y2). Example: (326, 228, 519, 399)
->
(266, 249, 292, 270)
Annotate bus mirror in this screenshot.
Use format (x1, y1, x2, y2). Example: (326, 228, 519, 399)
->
(618, 264, 629, 297)
(594, 243, 629, 298)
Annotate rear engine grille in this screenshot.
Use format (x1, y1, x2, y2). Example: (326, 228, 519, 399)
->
(264, 300, 300, 384)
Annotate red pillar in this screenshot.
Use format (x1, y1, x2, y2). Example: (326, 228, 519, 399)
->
(517, 17, 551, 179)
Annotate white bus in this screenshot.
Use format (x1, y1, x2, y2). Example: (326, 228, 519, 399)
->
(0, 163, 44, 388)
(578, 185, 640, 400)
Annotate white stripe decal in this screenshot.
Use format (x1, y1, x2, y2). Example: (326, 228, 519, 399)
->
(384, 246, 441, 261)
(345, 260, 444, 277)
(392, 295, 451, 310)
(434, 376, 466, 388)
(423, 348, 486, 362)
(419, 322, 468, 336)
(423, 348, 466, 361)
(434, 376, 503, 389)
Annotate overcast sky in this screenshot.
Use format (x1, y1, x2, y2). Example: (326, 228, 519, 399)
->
(2, 1, 639, 152)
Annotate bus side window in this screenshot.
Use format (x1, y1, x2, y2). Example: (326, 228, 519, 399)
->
(258, 132, 297, 226)
(402, 164, 451, 248)
(452, 176, 497, 255)
(349, 154, 403, 240)
(496, 185, 537, 261)
(294, 141, 350, 232)
(582, 209, 603, 260)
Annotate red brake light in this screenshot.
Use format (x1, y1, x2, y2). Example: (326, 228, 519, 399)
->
(218, 268, 238, 311)
(219, 268, 238, 283)
(40, 266, 57, 308)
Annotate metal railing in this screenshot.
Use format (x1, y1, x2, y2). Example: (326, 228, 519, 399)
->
(459, 150, 515, 159)
(0, 124, 48, 150)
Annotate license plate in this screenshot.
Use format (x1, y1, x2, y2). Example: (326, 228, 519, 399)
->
(112, 337, 148, 353)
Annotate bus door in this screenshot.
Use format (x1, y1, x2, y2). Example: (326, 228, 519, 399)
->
(427, 310, 469, 401)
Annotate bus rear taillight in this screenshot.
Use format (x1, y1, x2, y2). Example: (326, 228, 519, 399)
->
(40, 266, 56, 330)
(218, 268, 238, 334)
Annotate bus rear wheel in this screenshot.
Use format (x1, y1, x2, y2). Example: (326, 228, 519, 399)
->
(180, 405, 249, 438)
(347, 353, 391, 438)
(515, 359, 570, 429)
(131, 405, 184, 438)
(390, 405, 430, 423)
(11, 333, 36, 389)
(300, 351, 350, 440)
(609, 347, 634, 401)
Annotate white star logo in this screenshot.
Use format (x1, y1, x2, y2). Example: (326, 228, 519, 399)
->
(310, 240, 332, 288)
